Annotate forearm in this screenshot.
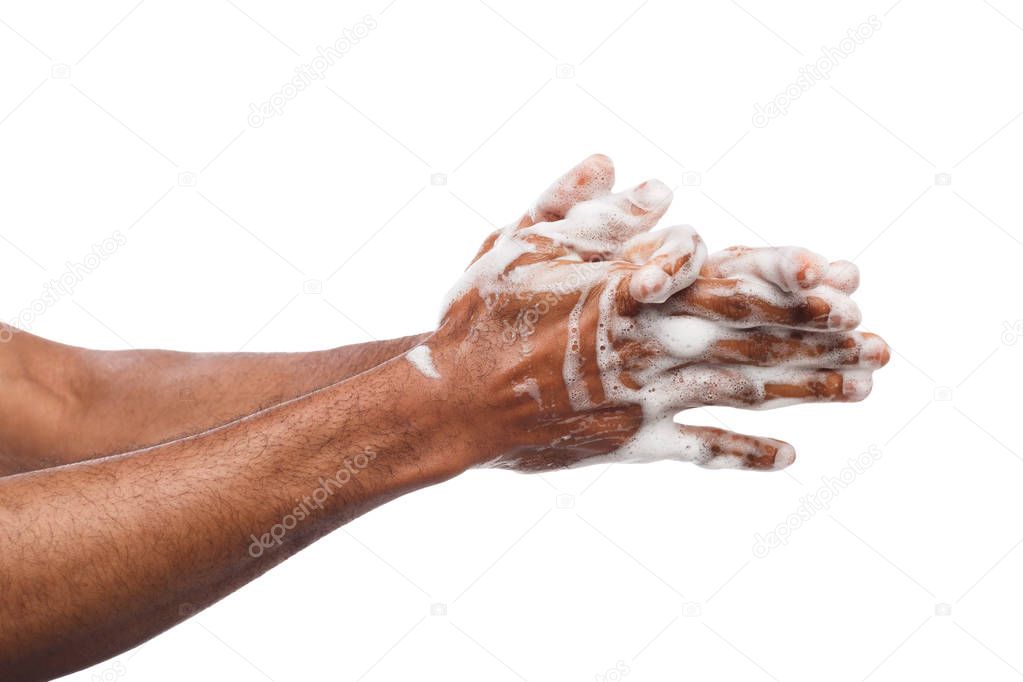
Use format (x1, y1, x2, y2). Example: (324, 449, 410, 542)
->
(0, 327, 428, 473)
(0, 353, 467, 680)
(72, 333, 430, 451)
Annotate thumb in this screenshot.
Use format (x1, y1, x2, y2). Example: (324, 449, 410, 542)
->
(620, 225, 707, 303)
(520, 153, 616, 228)
(677, 424, 796, 470)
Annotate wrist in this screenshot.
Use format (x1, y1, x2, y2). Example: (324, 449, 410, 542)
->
(321, 350, 478, 490)
(329, 332, 431, 381)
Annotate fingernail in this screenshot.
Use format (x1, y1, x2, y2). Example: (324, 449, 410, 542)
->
(805, 295, 831, 324)
(796, 254, 828, 289)
(842, 374, 872, 401)
(772, 442, 797, 469)
(826, 260, 860, 292)
(629, 179, 672, 212)
(585, 153, 613, 171)
(878, 343, 891, 366)
(827, 299, 861, 330)
(862, 333, 890, 366)
(578, 154, 614, 187)
(630, 267, 671, 303)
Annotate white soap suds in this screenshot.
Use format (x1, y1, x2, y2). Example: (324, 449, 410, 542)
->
(512, 377, 543, 407)
(563, 285, 594, 410)
(439, 185, 673, 321)
(583, 270, 847, 468)
(406, 345, 440, 379)
(634, 313, 722, 361)
(441, 170, 864, 470)
(705, 246, 828, 293)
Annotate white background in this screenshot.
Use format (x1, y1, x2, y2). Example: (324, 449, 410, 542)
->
(1, 0, 1021, 680)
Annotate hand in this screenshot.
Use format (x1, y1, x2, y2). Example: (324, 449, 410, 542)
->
(511, 156, 865, 322)
(418, 157, 889, 473)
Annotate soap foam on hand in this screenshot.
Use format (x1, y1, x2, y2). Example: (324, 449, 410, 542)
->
(406, 345, 440, 379)
(424, 155, 885, 472)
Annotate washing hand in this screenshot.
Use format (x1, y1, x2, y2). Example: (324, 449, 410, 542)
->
(413, 155, 889, 472)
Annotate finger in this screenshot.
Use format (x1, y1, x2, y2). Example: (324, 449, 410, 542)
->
(678, 425, 796, 470)
(618, 320, 890, 369)
(702, 330, 890, 369)
(649, 366, 873, 411)
(532, 179, 674, 256)
(662, 277, 862, 331)
(621, 225, 708, 303)
(760, 368, 873, 405)
(520, 154, 615, 228)
(467, 228, 504, 267)
(585, 179, 674, 238)
(823, 260, 859, 294)
(702, 246, 829, 293)
(477, 155, 615, 265)
(615, 419, 795, 469)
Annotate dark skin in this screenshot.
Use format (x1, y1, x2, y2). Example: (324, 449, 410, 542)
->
(0, 352, 466, 680)
(0, 156, 612, 476)
(0, 156, 888, 679)
(429, 171, 886, 472)
(0, 325, 427, 474)
(0, 155, 854, 476)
